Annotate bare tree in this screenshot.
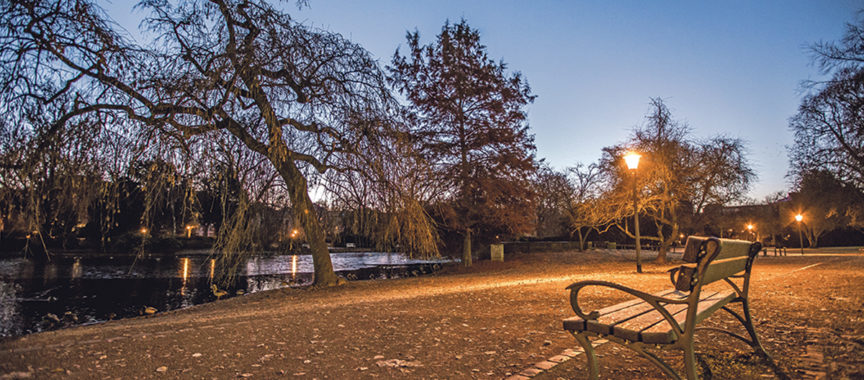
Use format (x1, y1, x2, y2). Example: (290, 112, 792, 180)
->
(565, 163, 613, 251)
(791, 14, 864, 191)
(599, 99, 754, 263)
(532, 162, 614, 250)
(533, 165, 572, 239)
(1, 0, 398, 286)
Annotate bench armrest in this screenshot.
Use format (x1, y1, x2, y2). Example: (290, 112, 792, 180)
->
(566, 280, 690, 321)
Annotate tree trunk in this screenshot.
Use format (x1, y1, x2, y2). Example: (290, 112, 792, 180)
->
(576, 229, 585, 251)
(462, 228, 472, 267)
(276, 159, 339, 287)
(655, 223, 678, 264)
(655, 244, 668, 264)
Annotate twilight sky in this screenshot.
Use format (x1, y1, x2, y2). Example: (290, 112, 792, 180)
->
(108, 1, 861, 200)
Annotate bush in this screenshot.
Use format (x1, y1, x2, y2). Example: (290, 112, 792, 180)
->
(147, 237, 183, 252)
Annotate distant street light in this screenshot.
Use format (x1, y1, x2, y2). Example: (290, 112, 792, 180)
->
(624, 151, 642, 273)
(795, 214, 804, 255)
(290, 228, 299, 251)
(747, 223, 755, 241)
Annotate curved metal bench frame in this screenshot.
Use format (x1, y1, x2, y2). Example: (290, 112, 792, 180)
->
(565, 237, 770, 379)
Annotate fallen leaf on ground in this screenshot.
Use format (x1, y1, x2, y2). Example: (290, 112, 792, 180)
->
(376, 359, 423, 368)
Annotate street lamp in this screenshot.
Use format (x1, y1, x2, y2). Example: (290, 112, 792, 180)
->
(623, 152, 642, 273)
(795, 214, 804, 255)
(290, 228, 299, 251)
(746, 223, 755, 241)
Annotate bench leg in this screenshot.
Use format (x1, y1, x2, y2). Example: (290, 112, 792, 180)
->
(741, 299, 772, 360)
(572, 332, 599, 379)
(716, 303, 773, 361)
(627, 343, 681, 379)
(683, 341, 698, 380)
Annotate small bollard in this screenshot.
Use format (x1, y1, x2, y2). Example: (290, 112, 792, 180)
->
(490, 243, 504, 262)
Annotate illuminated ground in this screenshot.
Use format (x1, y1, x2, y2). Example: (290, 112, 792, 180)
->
(1, 248, 862, 379)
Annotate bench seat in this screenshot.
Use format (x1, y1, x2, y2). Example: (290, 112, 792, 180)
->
(563, 288, 735, 344)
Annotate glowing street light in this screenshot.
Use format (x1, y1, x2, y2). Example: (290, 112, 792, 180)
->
(795, 214, 804, 255)
(623, 151, 642, 273)
(624, 152, 641, 170)
(746, 223, 755, 241)
(185, 224, 194, 239)
(290, 228, 299, 251)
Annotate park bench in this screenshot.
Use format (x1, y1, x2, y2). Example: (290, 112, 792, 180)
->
(562, 236, 769, 379)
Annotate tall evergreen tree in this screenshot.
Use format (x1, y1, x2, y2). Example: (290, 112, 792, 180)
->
(389, 20, 537, 266)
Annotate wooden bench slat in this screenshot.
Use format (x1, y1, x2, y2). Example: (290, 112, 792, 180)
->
(713, 239, 753, 261)
(701, 256, 748, 286)
(640, 291, 736, 344)
(611, 291, 720, 342)
(565, 289, 736, 344)
(586, 300, 657, 335)
(683, 237, 752, 262)
(585, 290, 683, 334)
(563, 288, 682, 331)
(593, 288, 683, 316)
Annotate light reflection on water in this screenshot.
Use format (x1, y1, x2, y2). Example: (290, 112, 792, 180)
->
(0, 252, 450, 338)
(179, 257, 189, 296)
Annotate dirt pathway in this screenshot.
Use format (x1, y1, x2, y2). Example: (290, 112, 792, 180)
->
(2, 250, 862, 379)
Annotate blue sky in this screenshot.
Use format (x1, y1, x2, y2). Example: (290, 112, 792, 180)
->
(107, 1, 861, 200)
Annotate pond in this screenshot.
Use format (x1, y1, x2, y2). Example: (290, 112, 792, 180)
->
(0, 252, 451, 338)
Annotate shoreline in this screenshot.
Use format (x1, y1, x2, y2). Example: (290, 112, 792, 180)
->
(0, 247, 379, 259)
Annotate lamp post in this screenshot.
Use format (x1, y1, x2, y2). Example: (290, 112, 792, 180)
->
(624, 152, 642, 273)
(746, 223, 755, 241)
(795, 214, 804, 255)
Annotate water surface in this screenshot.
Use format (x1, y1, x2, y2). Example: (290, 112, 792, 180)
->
(0, 252, 449, 338)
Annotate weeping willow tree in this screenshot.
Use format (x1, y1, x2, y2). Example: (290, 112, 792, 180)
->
(321, 127, 442, 258)
(0, 103, 206, 257)
(0, 93, 118, 256)
(1, 0, 410, 286)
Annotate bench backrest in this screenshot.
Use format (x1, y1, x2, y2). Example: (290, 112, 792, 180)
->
(673, 236, 760, 292)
